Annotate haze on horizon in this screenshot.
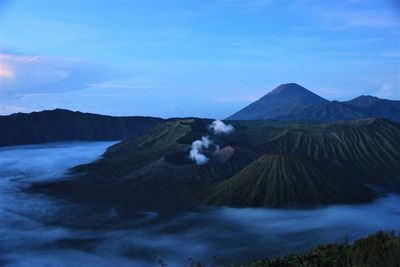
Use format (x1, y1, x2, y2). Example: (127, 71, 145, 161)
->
(0, 0, 399, 118)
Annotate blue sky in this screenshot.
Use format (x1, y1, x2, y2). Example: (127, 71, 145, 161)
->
(0, 0, 399, 118)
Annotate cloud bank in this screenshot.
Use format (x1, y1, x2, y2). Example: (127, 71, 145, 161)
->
(2, 142, 400, 267)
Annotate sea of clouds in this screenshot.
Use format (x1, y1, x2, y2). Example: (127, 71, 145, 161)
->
(1, 142, 400, 267)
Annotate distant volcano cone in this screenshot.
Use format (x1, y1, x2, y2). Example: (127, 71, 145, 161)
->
(227, 83, 328, 120)
(227, 83, 400, 122)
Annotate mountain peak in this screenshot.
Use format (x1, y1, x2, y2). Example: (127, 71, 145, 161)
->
(351, 95, 380, 102)
(346, 95, 385, 107)
(358, 95, 378, 99)
(227, 83, 328, 120)
(267, 83, 316, 97)
(270, 83, 307, 92)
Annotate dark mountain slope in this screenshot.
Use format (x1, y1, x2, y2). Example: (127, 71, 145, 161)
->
(227, 83, 328, 120)
(345, 95, 400, 121)
(33, 118, 400, 209)
(0, 109, 164, 146)
(227, 84, 400, 122)
(199, 118, 400, 208)
(277, 101, 369, 122)
(199, 154, 374, 208)
(280, 97, 400, 122)
(265, 118, 400, 186)
(36, 119, 257, 209)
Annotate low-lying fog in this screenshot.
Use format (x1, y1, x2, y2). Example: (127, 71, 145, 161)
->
(1, 142, 400, 267)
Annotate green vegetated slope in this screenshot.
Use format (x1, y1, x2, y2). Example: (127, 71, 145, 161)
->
(171, 231, 400, 267)
(265, 118, 400, 186)
(46, 119, 257, 209)
(250, 231, 400, 267)
(200, 154, 374, 208)
(200, 118, 400, 208)
(74, 119, 193, 175)
(35, 117, 400, 209)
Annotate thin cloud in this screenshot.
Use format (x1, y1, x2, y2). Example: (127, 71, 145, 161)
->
(382, 51, 400, 58)
(87, 83, 149, 90)
(374, 83, 400, 99)
(318, 8, 399, 29)
(344, 11, 399, 28)
(213, 0, 272, 12)
(0, 52, 113, 96)
(215, 95, 259, 103)
(0, 63, 15, 79)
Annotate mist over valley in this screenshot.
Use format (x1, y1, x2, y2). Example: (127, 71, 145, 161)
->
(1, 142, 400, 266)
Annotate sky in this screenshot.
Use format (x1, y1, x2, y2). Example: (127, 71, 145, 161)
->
(0, 0, 399, 118)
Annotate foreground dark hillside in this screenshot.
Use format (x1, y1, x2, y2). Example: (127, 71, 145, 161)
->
(0, 109, 164, 146)
(33, 118, 400, 209)
(250, 231, 400, 267)
(179, 231, 400, 267)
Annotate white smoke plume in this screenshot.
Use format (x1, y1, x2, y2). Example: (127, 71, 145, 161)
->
(189, 121, 234, 165)
(209, 120, 234, 135)
(189, 136, 212, 165)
